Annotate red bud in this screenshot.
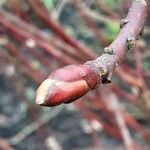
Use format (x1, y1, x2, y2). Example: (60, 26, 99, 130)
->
(36, 64, 101, 106)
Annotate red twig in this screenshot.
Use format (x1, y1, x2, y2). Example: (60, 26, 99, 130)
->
(4, 42, 46, 83)
(103, 93, 135, 150)
(76, 102, 122, 139)
(26, 0, 97, 59)
(9, 0, 30, 21)
(0, 13, 78, 65)
(0, 9, 84, 62)
(95, 0, 120, 19)
(73, 0, 109, 47)
(110, 83, 138, 102)
(0, 138, 14, 150)
(115, 66, 144, 88)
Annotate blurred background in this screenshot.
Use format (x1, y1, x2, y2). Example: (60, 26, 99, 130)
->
(0, 0, 150, 149)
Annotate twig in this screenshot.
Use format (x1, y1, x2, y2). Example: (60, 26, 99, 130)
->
(95, 0, 120, 19)
(73, 0, 109, 47)
(4, 42, 46, 83)
(104, 93, 135, 150)
(9, 0, 30, 21)
(110, 83, 138, 102)
(0, 9, 83, 61)
(115, 66, 144, 88)
(52, 0, 69, 20)
(7, 105, 64, 145)
(26, 0, 97, 59)
(124, 112, 150, 140)
(0, 138, 14, 150)
(76, 3, 150, 35)
(36, 0, 147, 106)
(0, 13, 78, 65)
(134, 47, 145, 83)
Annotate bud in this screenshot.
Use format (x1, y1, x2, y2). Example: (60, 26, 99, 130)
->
(36, 64, 101, 106)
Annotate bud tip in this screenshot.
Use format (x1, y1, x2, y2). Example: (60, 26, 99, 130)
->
(36, 79, 57, 105)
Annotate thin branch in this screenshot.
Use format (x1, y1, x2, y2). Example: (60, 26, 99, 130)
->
(26, 0, 97, 59)
(73, 0, 109, 47)
(77, 2, 150, 35)
(51, 0, 69, 20)
(0, 13, 78, 65)
(95, 0, 120, 19)
(4, 42, 46, 83)
(0, 138, 14, 150)
(0, 9, 83, 62)
(134, 47, 144, 82)
(115, 66, 144, 88)
(104, 93, 135, 150)
(7, 106, 64, 145)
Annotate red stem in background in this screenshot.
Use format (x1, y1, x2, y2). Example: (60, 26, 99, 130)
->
(134, 46, 145, 87)
(1, 8, 145, 84)
(95, 0, 120, 19)
(115, 66, 144, 88)
(4, 42, 46, 83)
(81, 92, 150, 142)
(26, 0, 97, 59)
(0, 9, 84, 62)
(103, 93, 135, 150)
(73, 0, 109, 47)
(0, 138, 14, 150)
(0, 14, 78, 65)
(110, 84, 138, 102)
(76, 102, 122, 139)
(124, 113, 150, 140)
(9, 0, 30, 21)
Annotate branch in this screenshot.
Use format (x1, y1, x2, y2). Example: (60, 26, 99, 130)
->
(0, 13, 78, 65)
(26, 0, 97, 59)
(36, 0, 147, 107)
(73, 0, 109, 47)
(0, 138, 14, 150)
(0, 9, 84, 62)
(103, 94, 135, 150)
(95, 0, 120, 19)
(7, 106, 63, 145)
